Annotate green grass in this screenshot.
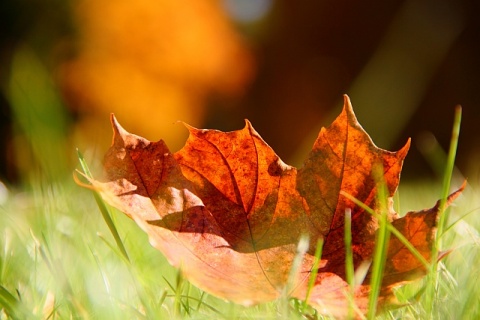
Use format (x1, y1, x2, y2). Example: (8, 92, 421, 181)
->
(1, 154, 477, 320)
(1, 172, 478, 319)
(0, 178, 322, 319)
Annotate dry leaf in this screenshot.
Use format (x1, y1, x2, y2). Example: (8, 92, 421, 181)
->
(85, 95, 464, 317)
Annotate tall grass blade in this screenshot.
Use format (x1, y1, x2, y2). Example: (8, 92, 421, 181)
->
(442, 206, 480, 236)
(280, 234, 309, 318)
(173, 270, 191, 318)
(340, 191, 430, 269)
(425, 105, 462, 315)
(303, 237, 324, 310)
(436, 105, 462, 247)
(367, 167, 391, 319)
(76, 149, 130, 262)
(344, 208, 355, 319)
(287, 234, 310, 294)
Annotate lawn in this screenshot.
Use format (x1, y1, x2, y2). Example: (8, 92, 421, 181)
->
(0, 142, 478, 319)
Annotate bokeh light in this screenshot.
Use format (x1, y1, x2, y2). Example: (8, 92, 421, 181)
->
(1, 0, 479, 184)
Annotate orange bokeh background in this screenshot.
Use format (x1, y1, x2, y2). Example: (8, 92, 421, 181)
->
(61, 0, 254, 152)
(1, 0, 479, 183)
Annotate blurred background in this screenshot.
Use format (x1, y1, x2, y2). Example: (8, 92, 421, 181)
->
(1, 0, 479, 186)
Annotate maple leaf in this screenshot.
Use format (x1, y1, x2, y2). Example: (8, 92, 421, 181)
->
(85, 95, 464, 317)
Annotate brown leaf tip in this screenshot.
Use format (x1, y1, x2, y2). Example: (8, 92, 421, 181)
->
(110, 113, 127, 145)
(342, 94, 355, 118)
(109, 113, 152, 148)
(446, 180, 467, 205)
(342, 94, 363, 132)
(342, 94, 411, 156)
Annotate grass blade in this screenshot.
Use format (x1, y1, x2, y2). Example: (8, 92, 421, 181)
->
(344, 208, 355, 319)
(76, 149, 130, 262)
(425, 105, 462, 315)
(436, 105, 462, 247)
(0, 285, 33, 319)
(340, 191, 430, 269)
(303, 237, 324, 310)
(367, 167, 391, 319)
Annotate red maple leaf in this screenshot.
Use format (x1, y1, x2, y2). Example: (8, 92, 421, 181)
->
(84, 95, 464, 317)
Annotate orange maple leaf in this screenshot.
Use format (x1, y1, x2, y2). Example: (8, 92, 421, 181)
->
(85, 95, 464, 317)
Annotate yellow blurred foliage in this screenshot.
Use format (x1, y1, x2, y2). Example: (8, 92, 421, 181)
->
(61, 0, 254, 152)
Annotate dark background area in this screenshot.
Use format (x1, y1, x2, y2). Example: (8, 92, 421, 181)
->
(1, 0, 479, 185)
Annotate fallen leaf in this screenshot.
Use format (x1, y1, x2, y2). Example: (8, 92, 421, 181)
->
(85, 95, 464, 317)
